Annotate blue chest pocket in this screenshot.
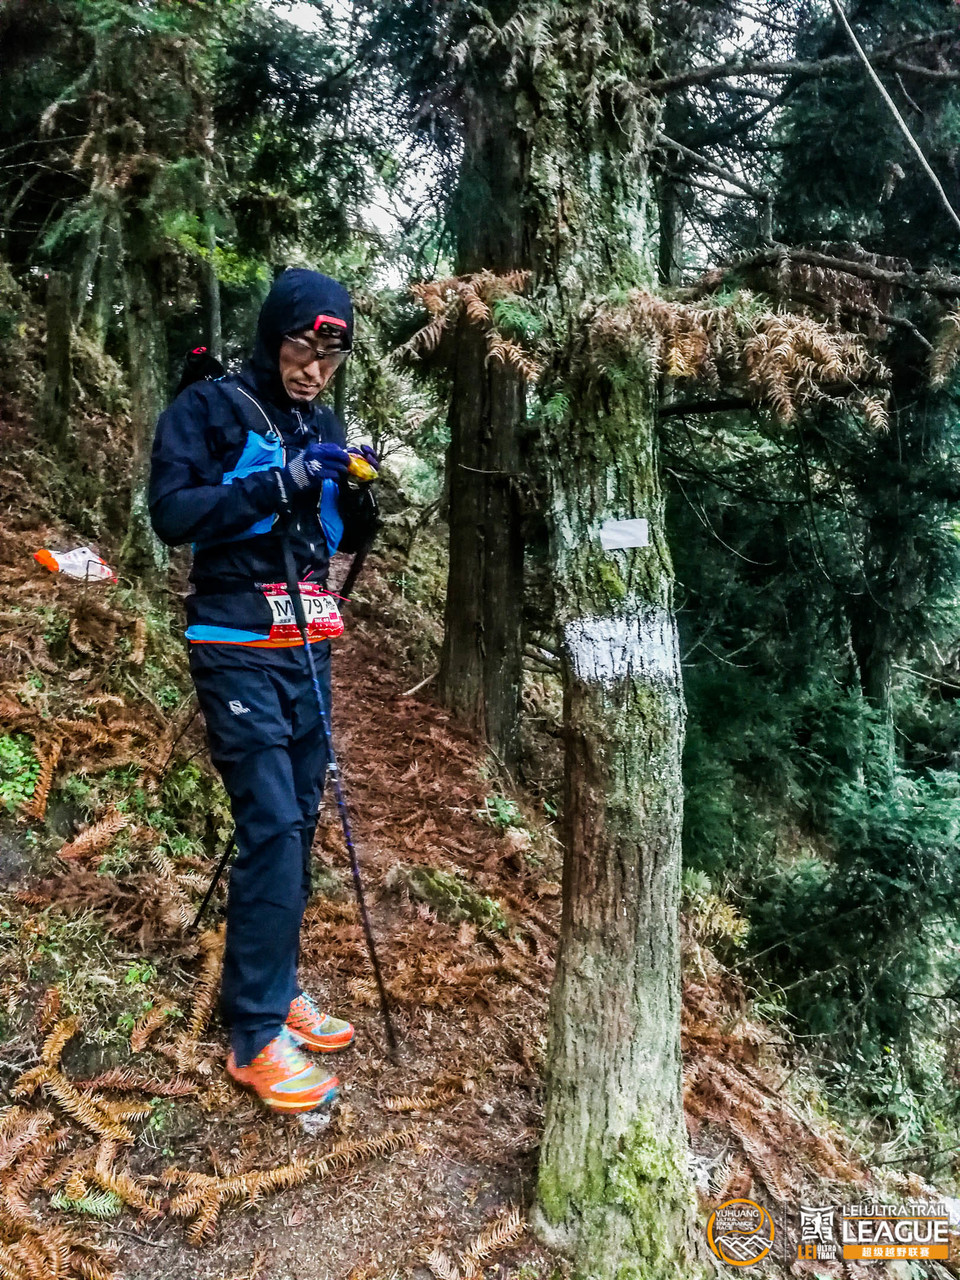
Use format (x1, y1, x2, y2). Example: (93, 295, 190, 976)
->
(320, 478, 344, 553)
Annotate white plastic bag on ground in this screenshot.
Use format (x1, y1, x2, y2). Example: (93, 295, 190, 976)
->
(34, 546, 116, 582)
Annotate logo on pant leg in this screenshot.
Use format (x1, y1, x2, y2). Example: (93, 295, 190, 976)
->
(228, 700, 251, 715)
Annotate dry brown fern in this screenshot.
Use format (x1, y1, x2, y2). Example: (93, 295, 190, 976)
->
(41, 1074, 134, 1144)
(129, 618, 147, 667)
(35, 988, 62, 1036)
(423, 1247, 461, 1280)
(185, 925, 225, 1040)
(40, 1017, 80, 1069)
(166, 1128, 420, 1245)
(87, 1141, 163, 1218)
(399, 270, 541, 381)
(382, 1084, 462, 1113)
(931, 307, 960, 386)
(73, 1068, 197, 1097)
(459, 1205, 524, 1277)
(129, 1004, 175, 1053)
(58, 812, 130, 862)
(24, 738, 61, 822)
(590, 289, 886, 425)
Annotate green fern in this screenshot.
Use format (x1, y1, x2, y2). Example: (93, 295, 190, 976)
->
(51, 1189, 123, 1218)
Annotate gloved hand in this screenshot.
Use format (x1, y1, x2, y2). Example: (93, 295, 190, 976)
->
(281, 441, 350, 493)
(348, 444, 380, 473)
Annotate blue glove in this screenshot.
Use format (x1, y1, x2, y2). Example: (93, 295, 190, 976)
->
(349, 444, 380, 474)
(282, 441, 350, 493)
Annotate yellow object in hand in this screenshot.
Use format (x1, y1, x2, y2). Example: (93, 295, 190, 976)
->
(347, 454, 378, 483)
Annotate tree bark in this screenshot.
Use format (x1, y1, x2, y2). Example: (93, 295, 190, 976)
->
(533, 350, 700, 1279)
(41, 271, 72, 448)
(118, 226, 168, 580)
(204, 216, 222, 363)
(438, 86, 528, 771)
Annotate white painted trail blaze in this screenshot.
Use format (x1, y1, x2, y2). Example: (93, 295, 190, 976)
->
(598, 518, 650, 550)
(564, 605, 679, 686)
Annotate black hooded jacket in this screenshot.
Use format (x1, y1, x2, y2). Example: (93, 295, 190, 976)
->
(149, 269, 378, 641)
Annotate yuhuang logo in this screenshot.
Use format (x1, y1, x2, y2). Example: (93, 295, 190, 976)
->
(707, 1198, 776, 1267)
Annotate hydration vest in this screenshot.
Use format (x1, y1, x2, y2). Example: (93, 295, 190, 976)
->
(196, 381, 344, 554)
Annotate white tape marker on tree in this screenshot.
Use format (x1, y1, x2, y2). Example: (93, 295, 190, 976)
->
(564, 606, 679, 687)
(599, 518, 649, 551)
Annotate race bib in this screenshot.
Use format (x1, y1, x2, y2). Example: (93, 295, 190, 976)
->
(260, 582, 344, 645)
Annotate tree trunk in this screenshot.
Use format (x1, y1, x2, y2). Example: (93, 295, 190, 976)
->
(72, 212, 103, 327)
(438, 89, 527, 771)
(657, 177, 683, 286)
(41, 271, 72, 448)
(118, 228, 168, 580)
(204, 216, 222, 363)
(527, 5, 703, 1274)
(90, 214, 120, 348)
(533, 352, 700, 1279)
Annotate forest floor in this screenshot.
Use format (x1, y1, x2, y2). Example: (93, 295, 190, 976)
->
(0, 419, 956, 1280)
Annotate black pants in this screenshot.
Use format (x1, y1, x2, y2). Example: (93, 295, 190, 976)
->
(189, 640, 331, 1066)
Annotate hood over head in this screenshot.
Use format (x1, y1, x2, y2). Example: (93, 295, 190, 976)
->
(246, 268, 354, 408)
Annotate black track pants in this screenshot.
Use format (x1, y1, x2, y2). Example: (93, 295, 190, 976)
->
(189, 640, 331, 1066)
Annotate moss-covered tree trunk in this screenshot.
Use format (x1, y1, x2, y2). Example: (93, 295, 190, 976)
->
(438, 85, 528, 770)
(41, 270, 72, 448)
(118, 220, 168, 580)
(533, 353, 698, 1277)
(525, 4, 704, 1274)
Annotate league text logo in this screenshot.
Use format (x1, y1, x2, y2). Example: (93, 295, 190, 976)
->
(840, 1202, 951, 1261)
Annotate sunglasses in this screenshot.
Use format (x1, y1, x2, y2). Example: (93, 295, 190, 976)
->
(282, 334, 351, 368)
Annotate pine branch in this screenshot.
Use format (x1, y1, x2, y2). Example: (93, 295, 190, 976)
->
(642, 32, 960, 95)
(725, 247, 960, 298)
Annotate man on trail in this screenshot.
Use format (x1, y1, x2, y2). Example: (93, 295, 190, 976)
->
(149, 268, 379, 1114)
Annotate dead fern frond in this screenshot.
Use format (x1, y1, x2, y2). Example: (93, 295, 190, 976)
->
(73, 1068, 196, 1097)
(0, 1111, 52, 1172)
(42, 1074, 134, 1144)
(459, 1206, 524, 1276)
(40, 1017, 80, 1069)
(424, 1247, 460, 1280)
(67, 1242, 120, 1280)
(186, 925, 225, 1040)
(9, 1066, 52, 1101)
(931, 307, 960, 386)
(89, 1164, 163, 1218)
(397, 315, 448, 361)
(185, 1188, 222, 1246)
(454, 280, 491, 327)
(130, 1004, 175, 1053)
(36, 987, 62, 1035)
(861, 394, 889, 432)
(130, 618, 147, 666)
(382, 1085, 461, 1113)
(314, 1128, 419, 1176)
(167, 1128, 419, 1245)
(24, 738, 61, 821)
(59, 812, 129, 861)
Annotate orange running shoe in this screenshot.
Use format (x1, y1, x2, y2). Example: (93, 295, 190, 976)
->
(226, 1028, 339, 1113)
(286, 991, 355, 1053)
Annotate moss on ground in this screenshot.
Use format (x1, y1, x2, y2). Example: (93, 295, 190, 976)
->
(385, 863, 508, 932)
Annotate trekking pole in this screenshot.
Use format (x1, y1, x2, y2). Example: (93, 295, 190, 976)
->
(280, 535, 400, 1063)
(190, 837, 235, 933)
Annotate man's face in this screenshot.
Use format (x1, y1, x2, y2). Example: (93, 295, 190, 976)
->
(278, 328, 348, 403)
